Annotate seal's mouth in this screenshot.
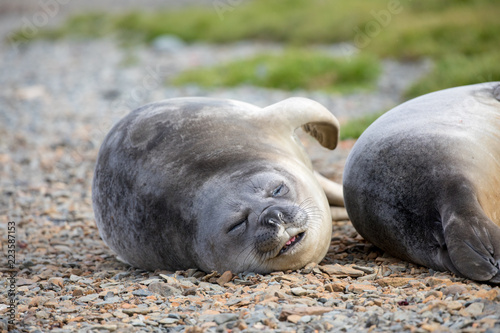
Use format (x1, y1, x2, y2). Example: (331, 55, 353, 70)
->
(279, 232, 305, 255)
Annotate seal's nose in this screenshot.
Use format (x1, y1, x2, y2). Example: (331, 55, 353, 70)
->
(260, 207, 285, 227)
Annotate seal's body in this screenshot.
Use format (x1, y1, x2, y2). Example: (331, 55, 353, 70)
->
(343, 82, 500, 283)
(93, 97, 343, 273)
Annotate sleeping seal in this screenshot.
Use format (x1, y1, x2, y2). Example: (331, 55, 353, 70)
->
(343, 82, 500, 283)
(92, 97, 344, 273)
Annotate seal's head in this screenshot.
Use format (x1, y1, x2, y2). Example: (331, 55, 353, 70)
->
(195, 163, 332, 273)
(92, 97, 339, 273)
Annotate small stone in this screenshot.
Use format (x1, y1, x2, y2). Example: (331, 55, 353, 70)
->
(275, 291, 288, 299)
(91, 324, 118, 331)
(132, 289, 153, 297)
(214, 313, 238, 325)
(393, 311, 409, 322)
(61, 306, 78, 313)
(447, 301, 463, 311)
(234, 320, 248, 330)
(424, 290, 443, 300)
(442, 284, 468, 296)
(365, 314, 379, 328)
(376, 277, 412, 288)
(140, 278, 162, 286)
(325, 282, 347, 292)
(168, 313, 181, 319)
(159, 318, 179, 325)
(299, 315, 312, 323)
(183, 287, 197, 296)
(69, 275, 81, 282)
(262, 318, 277, 329)
(346, 283, 377, 293)
(44, 300, 59, 308)
(358, 273, 379, 281)
(104, 291, 115, 299)
(122, 307, 152, 315)
(352, 265, 375, 274)
(35, 310, 50, 319)
(475, 288, 499, 301)
(131, 319, 146, 327)
(320, 264, 364, 277)
(291, 287, 308, 296)
(279, 306, 335, 321)
(96, 296, 122, 305)
(48, 277, 64, 288)
(426, 277, 453, 287)
(79, 278, 94, 284)
(29, 296, 47, 307)
(217, 271, 233, 286)
(421, 323, 443, 332)
(159, 274, 178, 285)
(113, 310, 129, 319)
(77, 293, 99, 303)
(301, 262, 317, 274)
(17, 278, 36, 286)
(148, 282, 182, 297)
(464, 302, 484, 316)
(274, 274, 303, 284)
(72, 288, 85, 297)
(287, 315, 302, 324)
(324, 322, 334, 330)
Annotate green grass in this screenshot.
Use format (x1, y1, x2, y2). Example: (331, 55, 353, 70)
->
(8, 0, 500, 98)
(340, 111, 386, 140)
(404, 52, 500, 99)
(8, 1, 386, 45)
(369, 1, 500, 59)
(11, 0, 499, 54)
(172, 50, 380, 93)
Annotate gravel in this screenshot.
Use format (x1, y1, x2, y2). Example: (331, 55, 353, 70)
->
(1, 3, 499, 333)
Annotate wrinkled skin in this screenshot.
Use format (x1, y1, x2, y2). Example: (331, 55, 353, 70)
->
(343, 82, 500, 283)
(92, 97, 342, 273)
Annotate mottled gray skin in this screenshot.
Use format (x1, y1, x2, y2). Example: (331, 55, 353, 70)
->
(344, 82, 500, 283)
(93, 97, 342, 273)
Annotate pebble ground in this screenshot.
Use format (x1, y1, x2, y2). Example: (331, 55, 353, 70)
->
(1, 2, 499, 333)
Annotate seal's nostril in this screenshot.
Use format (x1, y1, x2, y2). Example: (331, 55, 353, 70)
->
(268, 218, 278, 226)
(261, 208, 286, 227)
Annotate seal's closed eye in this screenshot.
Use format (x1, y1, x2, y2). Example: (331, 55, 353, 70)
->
(272, 183, 288, 197)
(228, 218, 247, 234)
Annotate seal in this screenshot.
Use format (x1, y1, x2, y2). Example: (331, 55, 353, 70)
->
(343, 82, 500, 283)
(92, 97, 344, 273)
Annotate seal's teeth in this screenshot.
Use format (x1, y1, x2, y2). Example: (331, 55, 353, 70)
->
(285, 236, 297, 246)
(279, 232, 305, 255)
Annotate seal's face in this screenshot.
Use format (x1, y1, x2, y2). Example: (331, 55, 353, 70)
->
(194, 167, 332, 273)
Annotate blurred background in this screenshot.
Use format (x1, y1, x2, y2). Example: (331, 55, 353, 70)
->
(2, 0, 499, 134)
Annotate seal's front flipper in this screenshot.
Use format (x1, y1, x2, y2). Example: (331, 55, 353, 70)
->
(441, 202, 500, 284)
(314, 172, 344, 207)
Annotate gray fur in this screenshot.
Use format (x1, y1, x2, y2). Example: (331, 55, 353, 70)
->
(93, 97, 341, 273)
(343, 82, 500, 283)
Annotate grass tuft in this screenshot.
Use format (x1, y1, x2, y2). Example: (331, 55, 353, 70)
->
(404, 53, 500, 99)
(172, 50, 380, 93)
(340, 111, 386, 140)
